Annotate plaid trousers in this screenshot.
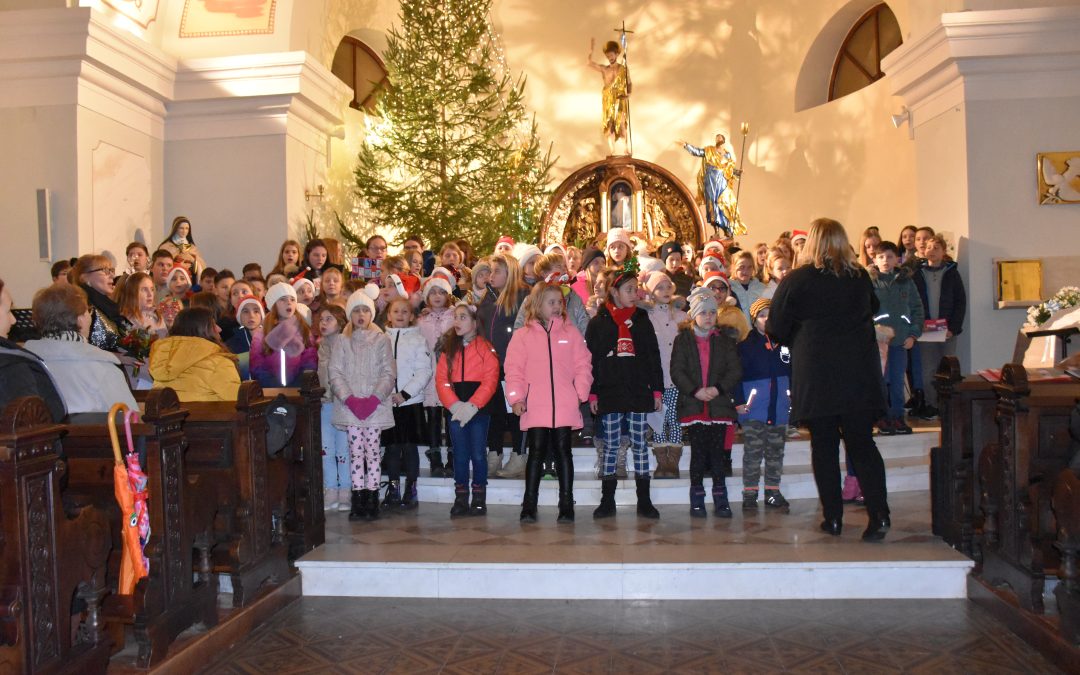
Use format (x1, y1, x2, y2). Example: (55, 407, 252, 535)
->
(599, 412, 650, 478)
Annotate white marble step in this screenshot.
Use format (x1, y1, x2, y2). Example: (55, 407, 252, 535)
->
(417, 428, 935, 473)
(405, 432, 934, 505)
(411, 455, 928, 505)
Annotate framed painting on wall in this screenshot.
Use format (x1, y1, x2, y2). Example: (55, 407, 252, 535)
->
(180, 0, 277, 38)
(1037, 151, 1080, 204)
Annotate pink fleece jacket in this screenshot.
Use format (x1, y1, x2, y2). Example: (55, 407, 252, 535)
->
(503, 315, 593, 430)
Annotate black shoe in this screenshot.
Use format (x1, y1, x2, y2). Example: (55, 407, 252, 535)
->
(444, 451, 455, 476)
(742, 491, 759, 510)
(712, 484, 732, 518)
(557, 492, 575, 523)
(593, 477, 617, 519)
(364, 489, 379, 521)
(877, 419, 896, 436)
(470, 484, 487, 516)
(400, 479, 418, 510)
(820, 518, 842, 536)
(636, 477, 660, 519)
(764, 490, 790, 511)
(348, 489, 364, 521)
(425, 449, 446, 478)
(894, 420, 913, 435)
(381, 481, 401, 510)
(519, 504, 538, 523)
(862, 514, 891, 541)
(689, 485, 707, 519)
(916, 404, 939, 421)
(450, 484, 469, 518)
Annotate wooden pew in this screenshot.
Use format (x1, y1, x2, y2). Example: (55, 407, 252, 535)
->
(0, 397, 112, 675)
(265, 370, 326, 560)
(61, 389, 218, 668)
(932, 356, 999, 556)
(1050, 467, 1080, 644)
(977, 364, 1080, 612)
(181, 381, 291, 607)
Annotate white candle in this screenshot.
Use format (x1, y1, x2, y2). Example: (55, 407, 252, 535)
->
(279, 349, 286, 386)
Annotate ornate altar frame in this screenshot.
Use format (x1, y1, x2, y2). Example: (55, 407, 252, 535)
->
(540, 156, 707, 250)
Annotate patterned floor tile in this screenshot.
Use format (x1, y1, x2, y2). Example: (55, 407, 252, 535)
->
(198, 597, 1063, 675)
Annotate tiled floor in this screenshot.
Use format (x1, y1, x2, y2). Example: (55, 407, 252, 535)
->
(200, 596, 1061, 674)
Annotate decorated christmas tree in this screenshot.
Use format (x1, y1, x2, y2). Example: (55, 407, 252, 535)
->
(353, 0, 552, 252)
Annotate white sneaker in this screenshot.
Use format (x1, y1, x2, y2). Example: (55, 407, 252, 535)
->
(337, 488, 352, 512)
(496, 452, 527, 478)
(487, 451, 503, 476)
(324, 487, 338, 511)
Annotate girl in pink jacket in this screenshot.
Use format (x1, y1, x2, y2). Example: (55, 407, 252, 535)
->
(504, 282, 593, 523)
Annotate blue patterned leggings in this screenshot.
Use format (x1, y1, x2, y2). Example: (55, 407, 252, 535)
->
(652, 387, 682, 445)
(599, 412, 650, 478)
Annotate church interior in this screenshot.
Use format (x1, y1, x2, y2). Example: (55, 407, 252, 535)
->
(1, 0, 1079, 672)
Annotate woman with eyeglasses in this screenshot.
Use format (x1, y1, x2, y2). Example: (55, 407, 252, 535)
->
(72, 253, 127, 352)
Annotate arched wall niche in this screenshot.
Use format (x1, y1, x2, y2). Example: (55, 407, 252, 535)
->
(794, 0, 905, 112)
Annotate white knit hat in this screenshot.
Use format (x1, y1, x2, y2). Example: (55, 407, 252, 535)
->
(606, 228, 631, 249)
(346, 288, 376, 318)
(544, 243, 566, 257)
(264, 281, 297, 310)
(234, 295, 265, 321)
(423, 275, 453, 300)
(512, 243, 543, 269)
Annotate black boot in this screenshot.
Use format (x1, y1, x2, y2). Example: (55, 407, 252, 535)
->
(364, 489, 379, 521)
(520, 442, 542, 522)
(381, 481, 401, 511)
(593, 477, 617, 519)
(348, 489, 364, 521)
(554, 429, 575, 523)
(689, 485, 707, 518)
(450, 484, 469, 518)
(470, 483, 487, 516)
(425, 448, 446, 478)
(401, 479, 418, 510)
(635, 477, 660, 519)
(444, 451, 455, 477)
(712, 481, 732, 518)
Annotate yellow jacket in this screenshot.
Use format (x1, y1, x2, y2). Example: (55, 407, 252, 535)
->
(148, 336, 240, 402)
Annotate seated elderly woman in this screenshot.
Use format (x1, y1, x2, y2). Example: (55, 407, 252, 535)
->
(23, 283, 137, 415)
(73, 253, 126, 351)
(0, 277, 66, 420)
(148, 307, 240, 402)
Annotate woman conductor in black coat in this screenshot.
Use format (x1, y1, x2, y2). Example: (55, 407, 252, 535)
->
(766, 218, 891, 540)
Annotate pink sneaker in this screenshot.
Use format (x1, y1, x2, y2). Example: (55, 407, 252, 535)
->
(842, 475, 861, 503)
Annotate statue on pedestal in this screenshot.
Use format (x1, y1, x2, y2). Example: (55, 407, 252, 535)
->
(587, 38, 632, 156)
(677, 133, 747, 238)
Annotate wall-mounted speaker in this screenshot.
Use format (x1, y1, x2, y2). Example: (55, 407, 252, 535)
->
(36, 188, 51, 261)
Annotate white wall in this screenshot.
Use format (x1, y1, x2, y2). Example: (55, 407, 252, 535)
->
(964, 95, 1080, 369)
(0, 106, 77, 304)
(164, 136, 286, 274)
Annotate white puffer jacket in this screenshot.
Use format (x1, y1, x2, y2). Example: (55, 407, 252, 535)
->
(328, 327, 395, 430)
(385, 326, 432, 407)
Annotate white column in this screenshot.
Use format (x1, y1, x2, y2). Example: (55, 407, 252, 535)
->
(883, 6, 1080, 371)
(0, 7, 173, 302)
(165, 51, 350, 277)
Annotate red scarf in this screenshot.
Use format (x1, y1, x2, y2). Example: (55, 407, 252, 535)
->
(606, 301, 637, 357)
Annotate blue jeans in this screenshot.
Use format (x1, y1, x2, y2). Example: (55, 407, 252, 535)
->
(449, 414, 491, 487)
(885, 345, 909, 421)
(320, 402, 350, 489)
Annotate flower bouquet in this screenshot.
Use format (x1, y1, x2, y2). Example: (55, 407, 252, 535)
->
(119, 327, 158, 379)
(1025, 286, 1080, 329)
